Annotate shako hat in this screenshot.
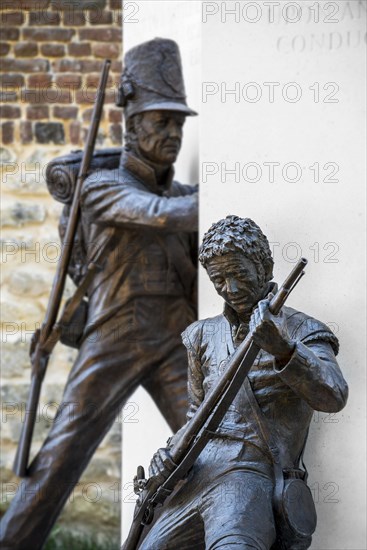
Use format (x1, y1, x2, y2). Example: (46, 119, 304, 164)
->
(116, 37, 197, 119)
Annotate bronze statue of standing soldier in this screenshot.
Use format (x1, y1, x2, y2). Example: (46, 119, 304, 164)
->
(0, 38, 198, 550)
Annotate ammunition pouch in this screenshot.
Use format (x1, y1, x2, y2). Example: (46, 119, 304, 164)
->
(273, 470, 316, 547)
(59, 299, 89, 349)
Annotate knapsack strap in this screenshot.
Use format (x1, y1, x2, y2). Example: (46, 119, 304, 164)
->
(244, 377, 286, 508)
(244, 377, 309, 472)
(244, 377, 283, 466)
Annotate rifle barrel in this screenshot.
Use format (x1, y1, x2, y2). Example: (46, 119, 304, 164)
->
(43, 59, 111, 334)
(13, 60, 111, 478)
(13, 375, 43, 477)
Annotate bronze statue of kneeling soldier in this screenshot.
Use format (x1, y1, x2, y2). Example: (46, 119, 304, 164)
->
(123, 215, 348, 550)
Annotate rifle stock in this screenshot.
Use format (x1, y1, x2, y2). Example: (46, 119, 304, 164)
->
(121, 258, 307, 550)
(13, 60, 111, 478)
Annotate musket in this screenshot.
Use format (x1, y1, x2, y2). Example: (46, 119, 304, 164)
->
(13, 60, 111, 478)
(122, 257, 307, 550)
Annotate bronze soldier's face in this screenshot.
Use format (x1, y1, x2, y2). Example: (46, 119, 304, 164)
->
(135, 110, 185, 165)
(206, 252, 265, 316)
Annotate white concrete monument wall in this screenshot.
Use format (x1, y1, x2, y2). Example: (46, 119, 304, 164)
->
(122, 1, 366, 548)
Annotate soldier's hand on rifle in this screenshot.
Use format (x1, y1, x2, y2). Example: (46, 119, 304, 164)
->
(249, 297, 296, 366)
(149, 447, 177, 483)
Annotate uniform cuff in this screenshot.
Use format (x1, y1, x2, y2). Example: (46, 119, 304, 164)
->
(273, 341, 317, 384)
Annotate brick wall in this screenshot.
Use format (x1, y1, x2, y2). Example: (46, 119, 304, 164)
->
(0, 1, 122, 544)
(0, 0, 122, 149)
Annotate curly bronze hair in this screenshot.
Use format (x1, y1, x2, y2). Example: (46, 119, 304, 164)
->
(199, 215, 274, 285)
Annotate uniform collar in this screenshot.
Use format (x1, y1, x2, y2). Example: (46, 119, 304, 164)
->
(223, 281, 278, 345)
(120, 149, 174, 195)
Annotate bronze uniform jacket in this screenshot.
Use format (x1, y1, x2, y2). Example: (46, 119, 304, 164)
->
(180, 304, 348, 475)
(80, 151, 198, 333)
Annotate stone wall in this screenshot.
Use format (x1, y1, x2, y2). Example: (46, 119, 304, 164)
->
(0, 0, 122, 151)
(1, 0, 122, 544)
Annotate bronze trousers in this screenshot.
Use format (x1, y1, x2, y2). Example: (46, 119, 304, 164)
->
(0, 296, 193, 550)
(139, 440, 312, 550)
